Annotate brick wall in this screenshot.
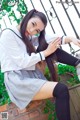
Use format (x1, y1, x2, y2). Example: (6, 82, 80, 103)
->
(3, 99, 52, 120)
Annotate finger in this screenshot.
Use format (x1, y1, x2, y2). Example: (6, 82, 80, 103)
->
(77, 43, 80, 47)
(52, 43, 60, 49)
(56, 44, 60, 47)
(51, 41, 61, 48)
(54, 46, 58, 50)
(55, 44, 60, 48)
(76, 41, 80, 47)
(78, 41, 80, 44)
(51, 37, 61, 44)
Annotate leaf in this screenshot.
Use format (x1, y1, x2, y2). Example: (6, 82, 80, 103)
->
(44, 107, 49, 113)
(48, 113, 54, 120)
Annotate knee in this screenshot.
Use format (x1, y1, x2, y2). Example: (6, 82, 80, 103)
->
(53, 83, 69, 99)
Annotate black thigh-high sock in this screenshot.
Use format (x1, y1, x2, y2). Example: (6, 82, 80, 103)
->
(55, 48, 79, 66)
(53, 82, 71, 120)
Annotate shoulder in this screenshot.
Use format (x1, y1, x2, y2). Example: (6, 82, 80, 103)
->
(1, 26, 15, 38)
(0, 26, 22, 42)
(0, 26, 19, 46)
(1, 25, 21, 38)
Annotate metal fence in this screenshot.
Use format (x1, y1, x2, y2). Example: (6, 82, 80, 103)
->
(0, 0, 80, 54)
(27, 0, 80, 55)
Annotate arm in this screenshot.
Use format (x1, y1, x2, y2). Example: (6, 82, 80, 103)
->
(63, 36, 80, 47)
(45, 34, 80, 47)
(0, 30, 61, 71)
(0, 30, 45, 70)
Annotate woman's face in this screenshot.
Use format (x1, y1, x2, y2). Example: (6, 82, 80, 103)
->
(26, 17, 45, 36)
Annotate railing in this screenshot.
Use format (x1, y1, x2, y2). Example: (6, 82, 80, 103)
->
(28, 0, 80, 55)
(0, 0, 80, 54)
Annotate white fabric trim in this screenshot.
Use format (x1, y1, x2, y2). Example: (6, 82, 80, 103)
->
(61, 36, 67, 44)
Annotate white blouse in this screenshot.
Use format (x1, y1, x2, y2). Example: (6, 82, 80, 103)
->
(0, 26, 65, 73)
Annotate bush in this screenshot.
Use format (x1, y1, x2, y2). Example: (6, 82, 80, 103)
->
(0, 70, 11, 106)
(45, 63, 80, 86)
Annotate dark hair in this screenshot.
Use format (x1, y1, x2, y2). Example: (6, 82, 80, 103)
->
(20, 9, 57, 81)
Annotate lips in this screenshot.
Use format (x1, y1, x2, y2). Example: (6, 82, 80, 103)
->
(25, 30, 30, 35)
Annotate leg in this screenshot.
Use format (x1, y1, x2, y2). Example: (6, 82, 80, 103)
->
(55, 48, 80, 80)
(53, 82, 71, 120)
(55, 48, 79, 66)
(32, 81, 57, 100)
(32, 81, 71, 120)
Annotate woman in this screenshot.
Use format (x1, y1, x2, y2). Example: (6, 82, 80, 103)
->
(0, 9, 80, 120)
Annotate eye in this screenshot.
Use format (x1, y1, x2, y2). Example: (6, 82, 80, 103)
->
(36, 30, 39, 33)
(36, 30, 39, 34)
(32, 22, 35, 26)
(36, 29, 40, 33)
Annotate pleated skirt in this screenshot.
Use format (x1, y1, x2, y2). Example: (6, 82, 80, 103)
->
(4, 68, 47, 109)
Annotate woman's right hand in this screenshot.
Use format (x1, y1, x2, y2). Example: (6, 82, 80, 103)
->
(43, 37, 61, 57)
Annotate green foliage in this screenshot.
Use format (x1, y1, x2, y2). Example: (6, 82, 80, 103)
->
(58, 64, 80, 86)
(44, 99, 58, 120)
(17, 0, 28, 14)
(0, 70, 11, 106)
(1, 0, 11, 12)
(58, 63, 76, 75)
(45, 63, 80, 86)
(0, 0, 28, 26)
(8, 10, 22, 24)
(44, 67, 51, 80)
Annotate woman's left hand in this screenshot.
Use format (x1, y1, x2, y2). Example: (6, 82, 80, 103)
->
(64, 37, 80, 47)
(72, 38, 80, 47)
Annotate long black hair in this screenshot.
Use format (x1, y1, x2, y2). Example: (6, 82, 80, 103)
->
(20, 9, 57, 81)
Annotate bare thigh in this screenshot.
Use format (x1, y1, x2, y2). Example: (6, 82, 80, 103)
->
(32, 81, 58, 100)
